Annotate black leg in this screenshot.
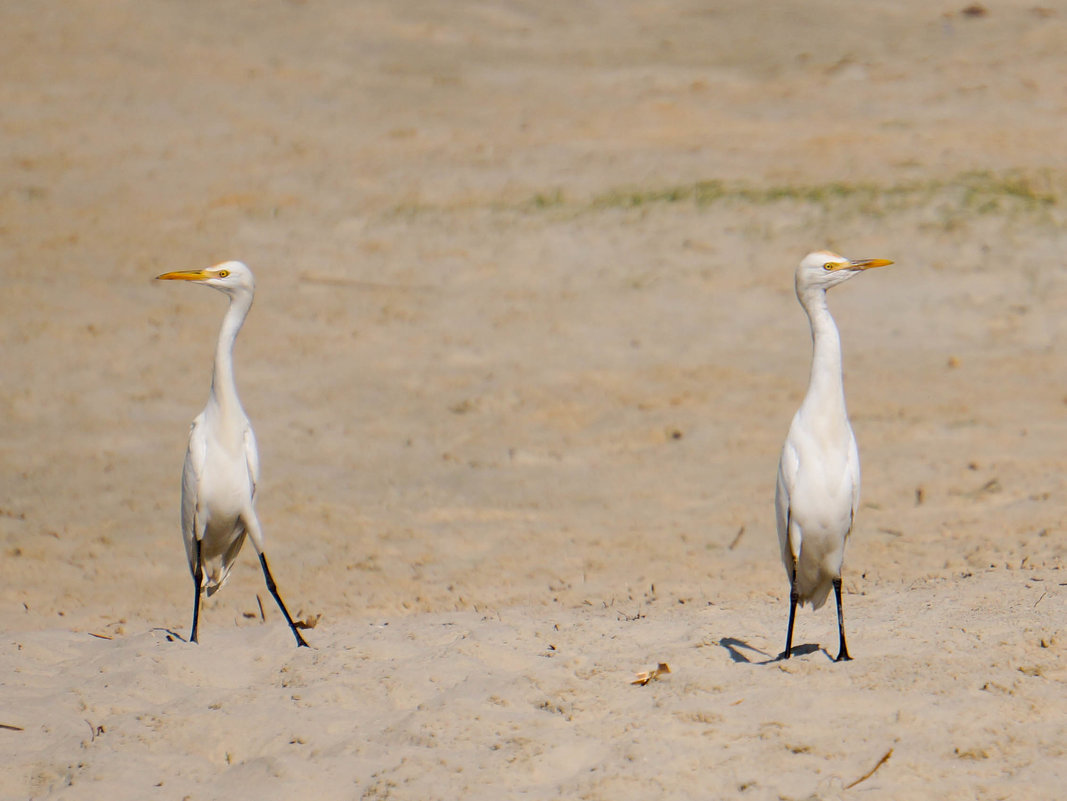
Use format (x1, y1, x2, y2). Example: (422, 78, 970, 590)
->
(781, 565, 798, 660)
(190, 538, 203, 644)
(258, 553, 309, 647)
(833, 576, 852, 662)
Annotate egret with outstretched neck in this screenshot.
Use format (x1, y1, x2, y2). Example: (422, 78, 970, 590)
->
(775, 250, 892, 661)
(158, 261, 308, 647)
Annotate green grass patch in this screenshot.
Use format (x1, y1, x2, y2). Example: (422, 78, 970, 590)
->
(391, 170, 1060, 220)
(584, 172, 1057, 214)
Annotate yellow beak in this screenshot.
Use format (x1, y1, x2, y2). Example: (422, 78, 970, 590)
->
(156, 269, 210, 281)
(848, 258, 893, 271)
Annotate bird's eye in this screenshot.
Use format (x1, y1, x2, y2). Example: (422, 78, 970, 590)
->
(218, 269, 230, 278)
(823, 263, 835, 271)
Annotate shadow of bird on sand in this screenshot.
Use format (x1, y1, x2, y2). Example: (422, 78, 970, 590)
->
(718, 637, 822, 664)
(718, 637, 770, 663)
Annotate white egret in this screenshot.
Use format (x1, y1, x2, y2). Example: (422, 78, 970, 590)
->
(775, 250, 893, 661)
(158, 261, 308, 647)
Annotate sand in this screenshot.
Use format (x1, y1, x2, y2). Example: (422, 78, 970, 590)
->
(2, 1, 1065, 798)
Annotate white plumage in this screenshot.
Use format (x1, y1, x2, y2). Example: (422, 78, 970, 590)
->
(158, 261, 308, 647)
(775, 250, 892, 661)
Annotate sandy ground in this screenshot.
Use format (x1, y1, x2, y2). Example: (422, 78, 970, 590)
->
(2, 1, 1066, 798)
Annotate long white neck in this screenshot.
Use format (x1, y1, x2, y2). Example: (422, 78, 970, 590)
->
(798, 286, 849, 434)
(208, 289, 253, 429)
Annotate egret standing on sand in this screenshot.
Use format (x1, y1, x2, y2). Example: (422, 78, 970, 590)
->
(775, 251, 892, 661)
(158, 261, 308, 647)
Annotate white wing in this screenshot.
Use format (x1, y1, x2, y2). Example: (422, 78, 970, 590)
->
(243, 421, 259, 500)
(775, 429, 801, 572)
(845, 427, 861, 538)
(181, 412, 208, 576)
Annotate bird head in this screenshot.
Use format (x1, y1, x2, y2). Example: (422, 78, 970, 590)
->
(795, 250, 892, 295)
(156, 261, 255, 297)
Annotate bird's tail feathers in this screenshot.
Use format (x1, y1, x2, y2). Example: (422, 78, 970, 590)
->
(203, 565, 231, 597)
(201, 531, 247, 596)
(799, 578, 834, 610)
(795, 558, 835, 610)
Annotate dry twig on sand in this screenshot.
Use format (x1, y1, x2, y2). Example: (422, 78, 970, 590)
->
(845, 748, 893, 789)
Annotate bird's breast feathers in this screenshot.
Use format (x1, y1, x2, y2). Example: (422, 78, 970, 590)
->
(780, 422, 858, 533)
(191, 433, 254, 517)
